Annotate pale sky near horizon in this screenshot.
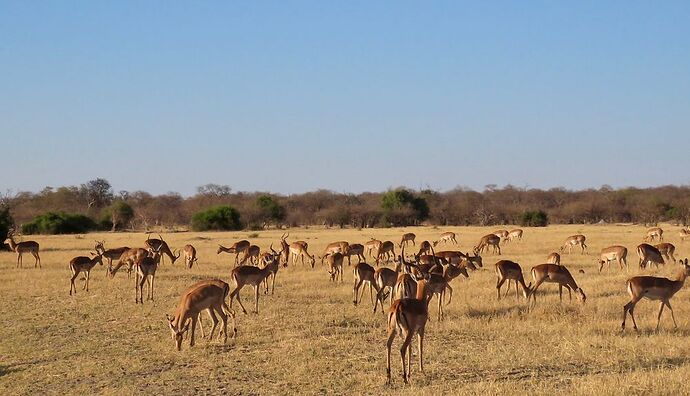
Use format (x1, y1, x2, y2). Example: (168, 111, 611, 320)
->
(2, 1, 689, 197)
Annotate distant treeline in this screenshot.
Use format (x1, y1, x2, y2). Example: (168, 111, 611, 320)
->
(2, 179, 689, 234)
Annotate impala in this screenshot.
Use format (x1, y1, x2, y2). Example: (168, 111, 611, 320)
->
(108, 247, 148, 278)
(423, 264, 468, 321)
(343, 243, 365, 265)
(278, 233, 291, 265)
(679, 228, 690, 241)
(559, 234, 587, 254)
(655, 243, 677, 263)
(474, 234, 501, 255)
(528, 264, 586, 308)
(325, 252, 345, 283)
(228, 251, 280, 314)
(4, 231, 41, 268)
(622, 259, 690, 332)
(167, 280, 237, 351)
(261, 245, 284, 295)
(644, 227, 663, 242)
(217, 240, 251, 265)
(385, 277, 429, 385)
(69, 253, 104, 295)
(598, 246, 628, 272)
(495, 260, 531, 301)
(375, 241, 396, 265)
(320, 241, 349, 264)
(374, 267, 398, 313)
(135, 244, 163, 304)
(364, 238, 383, 258)
(506, 229, 523, 243)
(353, 262, 381, 306)
(546, 252, 561, 265)
(399, 232, 416, 248)
(182, 244, 198, 268)
(94, 241, 130, 273)
(417, 241, 433, 256)
(144, 234, 180, 264)
(434, 251, 468, 265)
(289, 242, 316, 268)
(493, 229, 509, 242)
(637, 243, 665, 269)
(433, 232, 458, 247)
(238, 245, 261, 266)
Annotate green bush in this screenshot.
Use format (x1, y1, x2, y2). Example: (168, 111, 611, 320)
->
(0, 207, 13, 244)
(21, 212, 97, 234)
(518, 210, 549, 227)
(101, 200, 135, 231)
(191, 205, 242, 231)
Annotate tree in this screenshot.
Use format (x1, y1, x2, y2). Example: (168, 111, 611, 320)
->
(81, 178, 114, 210)
(0, 206, 13, 247)
(191, 205, 242, 231)
(256, 195, 285, 225)
(380, 189, 429, 226)
(196, 184, 232, 197)
(102, 200, 135, 231)
(21, 212, 97, 234)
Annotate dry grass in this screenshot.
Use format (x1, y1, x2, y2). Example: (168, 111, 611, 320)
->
(1, 224, 690, 395)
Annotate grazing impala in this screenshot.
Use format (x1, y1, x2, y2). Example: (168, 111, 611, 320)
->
(622, 259, 690, 332)
(167, 280, 237, 351)
(385, 277, 429, 385)
(655, 243, 677, 263)
(325, 252, 345, 283)
(353, 262, 381, 306)
(364, 238, 383, 258)
(546, 252, 561, 265)
(528, 264, 586, 308)
(144, 234, 180, 264)
(506, 229, 523, 243)
(399, 233, 416, 248)
(644, 227, 663, 242)
(217, 240, 251, 265)
(229, 251, 280, 314)
(238, 245, 261, 266)
(343, 243, 365, 265)
(433, 232, 458, 247)
(135, 246, 162, 304)
(637, 243, 665, 269)
(320, 241, 349, 264)
(474, 234, 501, 255)
(598, 246, 628, 272)
(182, 244, 198, 268)
(374, 267, 398, 313)
(69, 253, 104, 295)
(289, 242, 316, 268)
(109, 247, 148, 278)
(495, 260, 531, 301)
(4, 231, 41, 268)
(679, 228, 690, 241)
(375, 241, 396, 265)
(493, 229, 509, 243)
(94, 241, 130, 273)
(559, 235, 587, 254)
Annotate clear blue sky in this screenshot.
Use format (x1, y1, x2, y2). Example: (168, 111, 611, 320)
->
(2, 1, 689, 196)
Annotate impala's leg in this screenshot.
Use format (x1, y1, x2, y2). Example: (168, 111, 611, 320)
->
(445, 285, 453, 306)
(559, 285, 563, 302)
(437, 294, 443, 321)
(622, 297, 640, 331)
(235, 288, 248, 315)
(666, 301, 677, 328)
(386, 315, 396, 384)
(190, 316, 198, 347)
(70, 271, 78, 295)
(529, 279, 545, 309)
(656, 301, 666, 331)
(496, 277, 505, 300)
(150, 276, 155, 301)
(497, 245, 501, 255)
(400, 329, 413, 384)
(369, 282, 374, 305)
(504, 280, 512, 298)
(17, 253, 21, 268)
(272, 273, 276, 295)
(84, 270, 90, 291)
(219, 306, 228, 343)
(208, 308, 219, 339)
(418, 327, 425, 375)
(353, 277, 362, 305)
(139, 276, 146, 304)
(254, 285, 260, 314)
(515, 280, 520, 300)
(358, 281, 367, 305)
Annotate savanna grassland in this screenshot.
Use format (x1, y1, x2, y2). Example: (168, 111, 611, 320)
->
(2, 224, 690, 395)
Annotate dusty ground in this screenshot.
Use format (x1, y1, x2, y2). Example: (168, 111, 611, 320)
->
(1, 224, 689, 395)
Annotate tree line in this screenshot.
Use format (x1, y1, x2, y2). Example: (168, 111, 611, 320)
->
(1, 179, 689, 234)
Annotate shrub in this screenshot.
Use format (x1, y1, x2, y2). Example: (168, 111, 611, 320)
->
(518, 210, 549, 227)
(21, 212, 97, 234)
(0, 207, 13, 246)
(101, 200, 135, 231)
(191, 205, 242, 231)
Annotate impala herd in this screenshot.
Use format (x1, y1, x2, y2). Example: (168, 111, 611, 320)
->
(4, 225, 690, 385)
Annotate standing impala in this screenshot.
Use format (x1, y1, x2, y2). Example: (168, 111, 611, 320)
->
(4, 231, 41, 268)
(69, 253, 104, 295)
(135, 244, 163, 304)
(433, 232, 458, 247)
(238, 245, 261, 266)
(495, 260, 531, 301)
(598, 246, 628, 272)
(559, 235, 587, 254)
(353, 262, 381, 307)
(528, 264, 586, 308)
(679, 228, 690, 242)
(320, 241, 349, 264)
(643, 227, 664, 242)
(182, 244, 198, 268)
(217, 240, 251, 265)
(474, 234, 501, 255)
(637, 243, 665, 269)
(167, 280, 237, 351)
(374, 267, 398, 313)
(228, 251, 280, 314)
(655, 243, 677, 263)
(506, 229, 523, 243)
(622, 258, 690, 332)
(385, 277, 429, 385)
(546, 252, 561, 265)
(416, 241, 433, 256)
(144, 234, 180, 264)
(108, 247, 148, 278)
(343, 243, 365, 265)
(95, 241, 130, 273)
(325, 252, 345, 283)
(493, 229, 509, 243)
(289, 242, 315, 268)
(399, 233, 416, 248)
(364, 238, 382, 258)
(375, 241, 396, 265)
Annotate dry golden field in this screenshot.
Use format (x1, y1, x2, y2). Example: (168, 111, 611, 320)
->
(2, 224, 690, 395)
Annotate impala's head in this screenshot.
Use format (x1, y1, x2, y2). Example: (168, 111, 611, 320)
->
(678, 258, 690, 276)
(522, 282, 532, 300)
(89, 252, 104, 265)
(167, 315, 189, 351)
(575, 288, 586, 304)
(469, 253, 483, 268)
